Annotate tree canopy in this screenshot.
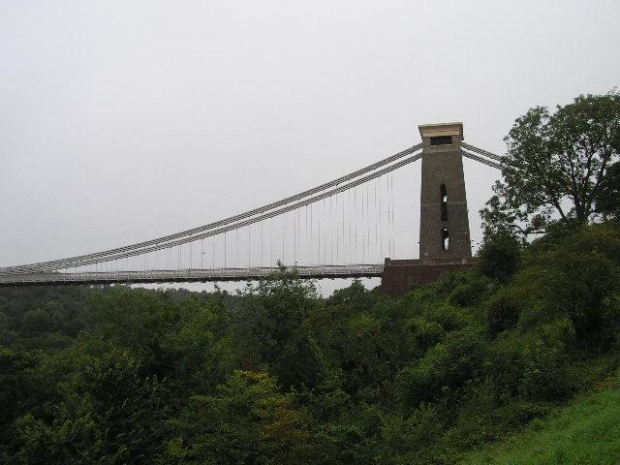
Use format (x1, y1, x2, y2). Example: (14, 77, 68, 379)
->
(481, 90, 620, 237)
(1, 221, 620, 463)
(595, 161, 620, 221)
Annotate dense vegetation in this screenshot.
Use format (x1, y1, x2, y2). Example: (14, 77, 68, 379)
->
(1, 221, 619, 464)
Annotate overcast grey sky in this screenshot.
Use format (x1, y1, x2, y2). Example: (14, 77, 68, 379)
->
(1, 1, 619, 292)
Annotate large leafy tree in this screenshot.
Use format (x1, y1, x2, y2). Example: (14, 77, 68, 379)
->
(595, 161, 620, 220)
(232, 268, 324, 391)
(481, 91, 620, 237)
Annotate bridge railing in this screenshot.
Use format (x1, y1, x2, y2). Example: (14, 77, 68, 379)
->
(0, 264, 385, 286)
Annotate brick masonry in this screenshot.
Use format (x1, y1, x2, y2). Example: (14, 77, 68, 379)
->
(380, 123, 474, 296)
(418, 123, 472, 262)
(381, 258, 475, 296)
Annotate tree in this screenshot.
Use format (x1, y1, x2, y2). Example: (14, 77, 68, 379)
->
(595, 161, 620, 220)
(481, 91, 620, 237)
(229, 268, 326, 391)
(476, 231, 521, 284)
(163, 371, 311, 465)
(13, 339, 167, 465)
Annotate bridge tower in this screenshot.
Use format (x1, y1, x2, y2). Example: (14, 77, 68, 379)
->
(382, 122, 474, 295)
(418, 122, 471, 263)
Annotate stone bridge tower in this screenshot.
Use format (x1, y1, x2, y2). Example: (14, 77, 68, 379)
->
(382, 122, 473, 295)
(418, 122, 472, 263)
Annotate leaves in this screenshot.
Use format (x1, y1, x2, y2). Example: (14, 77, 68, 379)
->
(482, 91, 620, 238)
(1, 223, 620, 464)
(164, 370, 311, 465)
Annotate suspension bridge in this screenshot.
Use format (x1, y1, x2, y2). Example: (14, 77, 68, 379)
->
(0, 123, 503, 293)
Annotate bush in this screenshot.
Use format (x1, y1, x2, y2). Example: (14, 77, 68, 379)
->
(409, 318, 446, 353)
(432, 271, 476, 298)
(477, 232, 522, 283)
(448, 276, 489, 308)
(518, 340, 575, 402)
(515, 223, 620, 348)
(444, 379, 506, 449)
(486, 290, 521, 336)
(426, 304, 471, 332)
(397, 328, 487, 410)
(378, 404, 444, 464)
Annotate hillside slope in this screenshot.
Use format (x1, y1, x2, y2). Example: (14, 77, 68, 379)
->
(463, 374, 620, 464)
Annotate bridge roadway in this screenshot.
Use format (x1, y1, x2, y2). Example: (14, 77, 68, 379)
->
(0, 264, 385, 287)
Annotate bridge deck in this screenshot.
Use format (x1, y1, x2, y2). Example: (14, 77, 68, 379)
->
(0, 265, 384, 286)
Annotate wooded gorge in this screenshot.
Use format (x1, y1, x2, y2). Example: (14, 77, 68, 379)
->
(1, 221, 619, 464)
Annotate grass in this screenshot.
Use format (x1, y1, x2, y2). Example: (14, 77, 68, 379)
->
(461, 374, 620, 464)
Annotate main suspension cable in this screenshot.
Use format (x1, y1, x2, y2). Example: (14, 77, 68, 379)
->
(462, 142, 505, 162)
(461, 150, 502, 170)
(1, 143, 423, 274)
(23, 153, 425, 269)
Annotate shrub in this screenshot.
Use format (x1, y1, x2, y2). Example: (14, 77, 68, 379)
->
(518, 340, 575, 402)
(432, 271, 476, 298)
(397, 328, 487, 410)
(409, 318, 446, 353)
(378, 404, 444, 464)
(477, 232, 522, 283)
(426, 304, 471, 332)
(486, 290, 521, 336)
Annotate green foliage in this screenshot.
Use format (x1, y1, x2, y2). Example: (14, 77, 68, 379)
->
(476, 231, 522, 283)
(408, 318, 445, 353)
(596, 161, 620, 220)
(232, 270, 324, 391)
(462, 372, 620, 464)
(309, 280, 405, 401)
(397, 327, 487, 410)
(13, 339, 167, 464)
(443, 379, 506, 449)
(89, 288, 233, 396)
(481, 90, 620, 237)
(163, 370, 311, 465)
(517, 337, 575, 402)
(0, 346, 42, 462)
(1, 222, 620, 463)
(0, 286, 92, 351)
(378, 404, 444, 464)
(517, 223, 620, 348)
(486, 289, 521, 336)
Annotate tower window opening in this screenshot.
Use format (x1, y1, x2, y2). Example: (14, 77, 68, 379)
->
(430, 135, 452, 146)
(441, 228, 450, 251)
(440, 184, 448, 221)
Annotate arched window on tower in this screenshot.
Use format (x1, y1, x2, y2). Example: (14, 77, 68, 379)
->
(440, 184, 448, 221)
(441, 228, 450, 251)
